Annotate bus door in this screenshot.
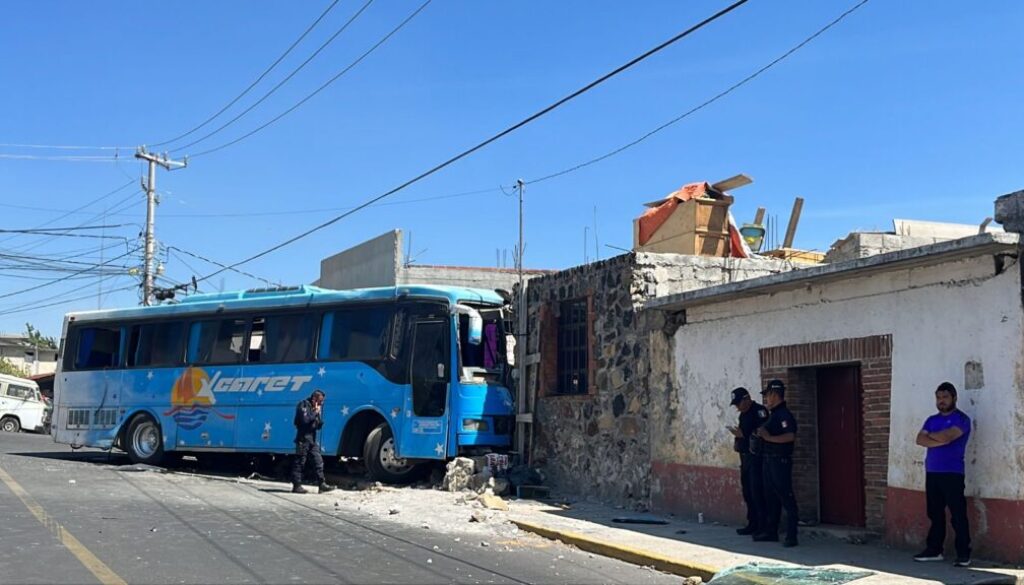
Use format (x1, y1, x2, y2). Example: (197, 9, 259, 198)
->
(399, 319, 450, 459)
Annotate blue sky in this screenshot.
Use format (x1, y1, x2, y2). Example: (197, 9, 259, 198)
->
(1, 0, 1021, 337)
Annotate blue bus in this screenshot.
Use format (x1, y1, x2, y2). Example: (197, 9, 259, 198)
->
(52, 285, 515, 483)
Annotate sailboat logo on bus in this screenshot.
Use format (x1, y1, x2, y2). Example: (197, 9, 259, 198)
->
(163, 368, 235, 430)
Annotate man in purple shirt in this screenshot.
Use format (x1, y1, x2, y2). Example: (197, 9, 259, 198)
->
(913, 382, 972, 567)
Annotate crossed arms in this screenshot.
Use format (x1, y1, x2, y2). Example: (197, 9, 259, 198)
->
(916, 426, 963, 447)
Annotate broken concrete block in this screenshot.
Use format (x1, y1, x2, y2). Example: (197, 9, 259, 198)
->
(441, 457, 475, 492)
(479, 493, 509, 511)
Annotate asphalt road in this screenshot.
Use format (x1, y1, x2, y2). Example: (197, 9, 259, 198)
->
(0, 432, 678, 585)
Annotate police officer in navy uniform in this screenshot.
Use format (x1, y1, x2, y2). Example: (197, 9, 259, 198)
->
(753, 379, 799, 547)
(291, 389, 336, 494)
(728, 387, 769, 535)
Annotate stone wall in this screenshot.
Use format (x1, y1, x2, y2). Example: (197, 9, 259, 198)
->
(521, 253, 791, 508)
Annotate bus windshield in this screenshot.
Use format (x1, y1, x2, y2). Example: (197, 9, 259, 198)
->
(458, 307, 506, 384)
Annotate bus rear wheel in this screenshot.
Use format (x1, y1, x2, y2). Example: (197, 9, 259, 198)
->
(1, 416, 20, 433)
(363, 423, 419, 484)
(125, 415, 165, 466)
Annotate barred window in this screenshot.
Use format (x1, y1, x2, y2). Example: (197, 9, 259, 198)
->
(555, 298, 589, 395)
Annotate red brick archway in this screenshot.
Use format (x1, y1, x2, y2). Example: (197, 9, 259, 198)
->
(759, 335, 893, 532)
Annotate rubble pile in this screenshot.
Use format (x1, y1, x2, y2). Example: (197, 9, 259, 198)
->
(440, 455, 544, 501)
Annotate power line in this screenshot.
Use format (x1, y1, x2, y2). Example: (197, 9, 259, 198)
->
(6, 189, 142, 255)
(0, 248, 139, 301)
(167, 0, 374, 153)
(0, 185, 502, 219)
(0, 143, 132, 151)
(150, 0, 344, 148)
(0, 225, 131, 233)
(526, 0, 871, 185)
(0, 153, 122, 162)
(167, 246, 277, 287)
(193, 0, 749, 282)
(0, 284, 138, 317)
(189, 0, 430, 159)
(0, 180, 135, 247)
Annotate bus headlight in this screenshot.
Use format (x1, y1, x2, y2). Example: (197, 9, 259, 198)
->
(462, 418, 489, 432)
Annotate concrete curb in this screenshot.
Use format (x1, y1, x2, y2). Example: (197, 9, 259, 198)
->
(511, 518, 720, 582)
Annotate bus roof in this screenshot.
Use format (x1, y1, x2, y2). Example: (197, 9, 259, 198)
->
(65, 284, 506, 323)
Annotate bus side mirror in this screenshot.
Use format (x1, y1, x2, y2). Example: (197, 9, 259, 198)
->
(505, 334, 516, 366)
(456, 304, 483, 346)
(468, 313, 482, 346)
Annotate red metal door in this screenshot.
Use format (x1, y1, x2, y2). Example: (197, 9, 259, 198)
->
(816, 366, 865, 526)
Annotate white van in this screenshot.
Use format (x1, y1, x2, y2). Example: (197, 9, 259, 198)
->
(0, 373, 49, 433)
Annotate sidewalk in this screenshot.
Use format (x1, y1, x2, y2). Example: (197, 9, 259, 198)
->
(507, 499, 1023, 585)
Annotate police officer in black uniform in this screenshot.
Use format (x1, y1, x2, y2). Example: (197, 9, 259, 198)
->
(753, 379, 799, 547)
(291, 389, 336, 494)
(728, 387, 770, 536)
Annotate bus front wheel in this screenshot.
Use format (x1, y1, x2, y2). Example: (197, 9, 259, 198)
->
(125, 415, 165, 466)
(363, 423, 419, 484)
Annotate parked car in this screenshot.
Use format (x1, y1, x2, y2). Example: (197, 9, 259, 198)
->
(0, 373, 48, 433)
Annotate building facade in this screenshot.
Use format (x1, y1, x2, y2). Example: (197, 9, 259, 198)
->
(647, 232, 1023, 562)
(522, 191, 1024, 563)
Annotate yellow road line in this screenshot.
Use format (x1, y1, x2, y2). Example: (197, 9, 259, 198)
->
(0, 464, 127, 585)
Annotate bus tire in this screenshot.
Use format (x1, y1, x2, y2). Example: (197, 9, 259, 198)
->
(363, 423, 419, 484)
(125, 414, 165, 466)
(1, 416, 20, 433)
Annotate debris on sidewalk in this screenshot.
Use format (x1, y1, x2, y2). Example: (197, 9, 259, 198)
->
(707, 563, 873, 585)
(441, 457, 475, 491)
(479, 493, 509, 511)
(440, 454, 540, 498)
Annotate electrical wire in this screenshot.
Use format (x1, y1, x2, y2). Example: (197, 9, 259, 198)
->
(150, 0, 344, 148)
(192, 0, 749, 282)
(167, 246, 277, 287)
(188, 0, 429, 158)
(0, 284, 138, 317)
(0, 180, 135, 247)
(525, 0, 871, 185)
(0, 248, 139, 301)
(0, 225, 131, 233)
(0, 143, 132, 151)
(168, 0, 374, 153)
(0, 153, 123, 162)
(6, 191, 142, 255)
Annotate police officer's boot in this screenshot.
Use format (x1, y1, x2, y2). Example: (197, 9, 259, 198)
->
(292, 484, 308, 494)
(318, 483, 336, 494)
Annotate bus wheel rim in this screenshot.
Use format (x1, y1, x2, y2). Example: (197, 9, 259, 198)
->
(2, 419, 15, 432)
(379, 436, 411, 473)
(132, 421, 159, 459)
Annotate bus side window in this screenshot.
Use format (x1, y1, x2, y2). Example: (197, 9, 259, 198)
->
(324, 307, 392, 361)
(71, 326, 122, 370)
(248, 313, 315, 363)
(127, 322, 186, 367)
(190, 319, 246, 364)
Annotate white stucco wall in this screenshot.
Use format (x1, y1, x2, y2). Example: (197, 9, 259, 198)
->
(673, 253, 1024, 501)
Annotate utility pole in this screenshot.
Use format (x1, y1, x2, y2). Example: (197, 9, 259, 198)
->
(135, 147, 186, 306)
(514, 179, 532, 462)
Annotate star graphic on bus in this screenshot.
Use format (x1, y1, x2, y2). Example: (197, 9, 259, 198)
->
(163, 368, 234, 430)
(147, 371, 154, 381)
(317, 366, 326, 377)
(341, 406, 350, 416)
(434, 443, 444, 456)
